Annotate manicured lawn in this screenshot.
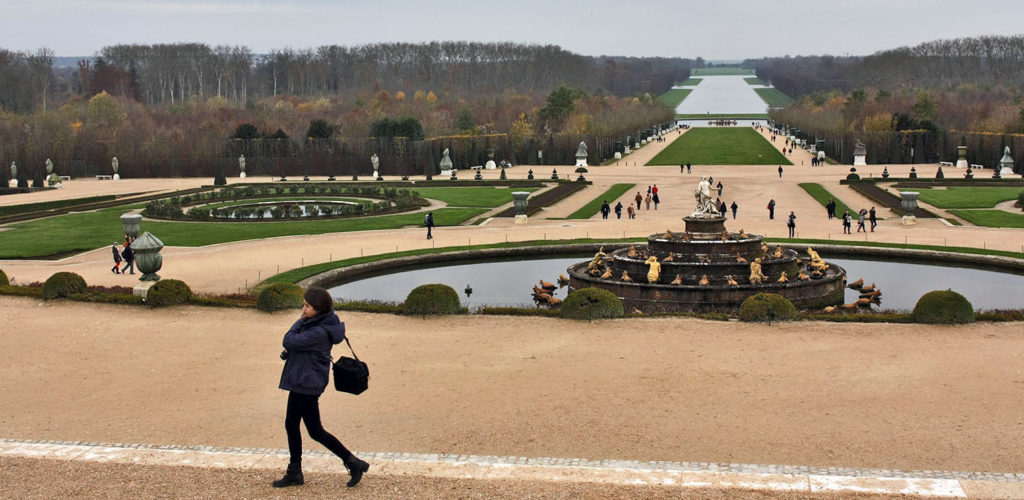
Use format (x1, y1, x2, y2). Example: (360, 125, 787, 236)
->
(0, 203, 486, 258)
(755, 88, 794, 107)
(566, 184, 636, 219)
(948, 209, 1024, 228)
(657, 88, 692, 108)
(412, 186, 538, 207)
(798, 183, 854, 216)
(647, 128, 792, 166)
(744, 77, 766, 85)
(675, 113, 770, 119)
(676, 78, 702, 86)
(691, 68, 755, 76)
(915, 187, 1024, 208)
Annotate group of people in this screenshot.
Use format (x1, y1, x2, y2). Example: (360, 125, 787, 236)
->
(110, 236, 135, 275)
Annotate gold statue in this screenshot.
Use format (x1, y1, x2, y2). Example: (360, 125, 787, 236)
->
(644, 256, 661, 283)
(749, 257, 766, 285)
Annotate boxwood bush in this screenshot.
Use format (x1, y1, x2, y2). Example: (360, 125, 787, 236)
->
(42, 272, 87, 300)
(403, 284, 461, 315)
(257, 282, 305, 312)
(911, 289, 975, 324)
(560, 287, 624, 321)
(738, 292, 797, 323)
(147, 279, 193, 307)
(0, 268, 8, 286)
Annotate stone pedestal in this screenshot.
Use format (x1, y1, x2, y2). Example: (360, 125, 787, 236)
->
(485, 160, 496, 169)
(902, 215, 918, 225)
(853, 154, 866, 166)
(614, 152, 622, 160)
(134, 281, 155, 298)
(440, 168, 452, 178)
(514, 215, 528, 225)
(240, 172, 246, 178)
(113, 173, 120, 181)
(8, 180, 16, 187)
(956, 159, 968, 169)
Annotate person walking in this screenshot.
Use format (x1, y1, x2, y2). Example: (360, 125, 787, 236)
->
(634, 191, 643, 210)
(614, 201, 623, 219)
(778, 165, 784, 178)
(626, 204, 635, 219)
(686, 162, 691, 174)
(424, 212, 434, 239)
(652, 192, 660, 210)
(730, 201, 738, 219)
(869, 206, 877, 232)
(680, 163, 685, 174)
(121, 241, 135, 275)
(652, 184, 659, 197)
(274, 287, 369, 489)
(718, 199, 727, 215)
(644, 193, 652, 210)
(787, 211, 797, 238)
(842, 210, 852, 234)
(856, 208, 867, 233)
(767, 199, 776, 220)
(110, 242, 122, 274)
(826, 199, 836, 219)
(600, 200, 611, 219)
(716, 181, 723, 197)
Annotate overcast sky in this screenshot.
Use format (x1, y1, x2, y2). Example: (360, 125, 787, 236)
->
(1, 0, 1022, 60)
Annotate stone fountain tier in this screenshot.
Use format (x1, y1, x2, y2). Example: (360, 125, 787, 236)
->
(606, 246, 802, 283)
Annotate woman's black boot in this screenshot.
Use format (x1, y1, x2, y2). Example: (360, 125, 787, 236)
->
(272, 463, 304, 488)
(344, 456, 369, 487)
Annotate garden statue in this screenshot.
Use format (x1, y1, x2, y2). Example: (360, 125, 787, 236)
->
(371, 153, 380, 178)
(45, 158, 53, 174)
(112, 156, 120, 180)
(575, 141, 588, 167)
(10, 161, 16, 182)
(748, 258, 766, 285)
(512, 191, 530, 224)
(998, 146, 1014, 176)
(645, 256, 661, 283)
(238, 154, 246, 178)
(853, 140, 867, 166)
(693, 176, 718, 217)
(956, 145, 968, 169)
(439, 148, 453, 175)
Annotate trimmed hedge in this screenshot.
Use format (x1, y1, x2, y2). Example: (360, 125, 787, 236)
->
(560, 287, 624, 321)
(403, 284, 461, 315)
(43, 272, 87, 300)
(0, 268, 8, 286)
(257, 282, 305, 312)
(911, 289, 975, 325)
(738, 292, 797, 323)
(147, 279, 193, 307)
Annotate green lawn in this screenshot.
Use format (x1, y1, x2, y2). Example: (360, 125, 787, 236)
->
(567, 184, 635, 219)
(675, 113, 770, 119)
(691, 67, 755, 76)
(676, 78, 702, 86)
(755, 88, 795, 107)
(0, 203, 486, 258)
(798, 183, 854, 216)
(948, 209, 1024, 228)
(412, 186, 538, 207)
(657, 88, 692, 108)
(743, 77, 766, 85)
(915, 187, 1024, 208)
(647, 128, 792, 166)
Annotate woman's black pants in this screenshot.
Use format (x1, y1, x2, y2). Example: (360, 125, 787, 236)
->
(285, 391, 352, 467)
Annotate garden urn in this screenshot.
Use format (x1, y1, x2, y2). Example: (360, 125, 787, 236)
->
(133, 231, 164, 281)
(120, 213, 143, 239)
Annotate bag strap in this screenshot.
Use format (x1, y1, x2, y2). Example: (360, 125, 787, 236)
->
(343, 336, 360, 361)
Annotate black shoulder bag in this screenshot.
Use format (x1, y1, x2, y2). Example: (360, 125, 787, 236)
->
(333, 337, 369, 395)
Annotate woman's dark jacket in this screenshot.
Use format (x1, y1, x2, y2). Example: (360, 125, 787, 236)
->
(279, 312, 347, 396)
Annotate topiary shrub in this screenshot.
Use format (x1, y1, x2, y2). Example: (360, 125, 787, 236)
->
(911, 289, 975, 325)
(738, 292, 797, 323)
(0, 268, 8, 286)
(560, 287, 624, 321)
(257, 282, 305, 312)
(42, 271, 87, 299)
(403, 284, 461, 315)
(147, 279, 193, 307)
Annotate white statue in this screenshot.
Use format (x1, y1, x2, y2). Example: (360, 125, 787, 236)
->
(45, 158, 53, 174)
(692, 176, 719, 217)
(8, 161, 15, 187)
(238, 154, 246, 178)
(439, 148, 453, 173)
(112, 157, 120, 180)
(371, 153, 380, 178)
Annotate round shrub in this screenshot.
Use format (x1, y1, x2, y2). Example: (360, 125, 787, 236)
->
(147, 279, 193, 307)
(0, 268, 8, 286)
(911, 289, 975, 325)
(560, 287, 624, 321)
(42, 272, 86, 300)
(257, 282, 305, 312)
(403, 284, 461, 315)
(738, 292, 797, 323)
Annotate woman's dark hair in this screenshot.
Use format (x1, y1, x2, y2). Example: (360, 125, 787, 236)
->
(303, 287, 335, 314)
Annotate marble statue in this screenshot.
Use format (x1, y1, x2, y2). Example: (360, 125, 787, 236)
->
(439, 148, 453, 173)
(692, 176, 719, 217)
(10, 161, 16, 180)
(574, 141, 588, 167)
(112, 157, 119, 174)
(644, 256, 661, 283)
(238, 154, 246, 178)
(371, 153, 379, 172)
(45, 158, 53, 174)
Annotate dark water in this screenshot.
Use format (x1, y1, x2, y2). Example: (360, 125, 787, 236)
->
(327, 256, 1024, 311)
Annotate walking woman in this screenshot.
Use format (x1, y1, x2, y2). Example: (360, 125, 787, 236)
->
(274, 287, 369, 488)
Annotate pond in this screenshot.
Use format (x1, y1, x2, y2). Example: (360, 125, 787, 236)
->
(673, 75, 769, 116)
(207, 200, 363, 219)
(327, 255, 1024, 311)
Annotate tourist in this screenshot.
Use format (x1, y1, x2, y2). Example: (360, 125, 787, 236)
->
(869, 206, 877, 232)
(652, 192, 660, 210)
(652, 184, 659, 197)
(647, 185, 652, 196)
(716, 181, 723, 196)
(686, 162, 691, 173)
(425, 212, 434, 239)
(767, 199, 775, 220)
(110, 242, 122, 274)
(787, 211, 797, 238)
(634, 191, 643, 210)
(627, 204, 635, 219)
(857, 208, 867, 233)
(645, 193, 652, 210)
(680, 163, 685, 174)
(600, 200, 611, 219)
(121, 241, 135, 275)
(274, 287, 369, 489)
(718, 199, 727, 215)
(730, 201, 738, 219)
(614, 201, 623, 219)
(778, 165, 784, 178)
(842, 210, 852, 234)
(826, 199, 836, 220)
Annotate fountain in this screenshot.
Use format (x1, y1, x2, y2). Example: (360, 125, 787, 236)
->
(566, 178, 847, 313)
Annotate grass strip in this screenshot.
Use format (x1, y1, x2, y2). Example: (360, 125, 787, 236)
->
(947, 209, 1024, 228)
(657, 88, 692, 108)
(754, 88, 794, 106)
(566, 184, 636, 219)
(691, 68, 755, 76)
(743, 77, 766, 85)
(798, 183, 854, 216)
(0, 194, 118, 217)
(648, 128, 791, 166)
(915, 186, 1024, 208)
(675, 78, 702, 86)
(409, 186, 538, 207)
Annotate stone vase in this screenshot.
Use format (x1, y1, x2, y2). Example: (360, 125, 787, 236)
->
(132, 232, 164, 281)
(120, 214, 143, 239)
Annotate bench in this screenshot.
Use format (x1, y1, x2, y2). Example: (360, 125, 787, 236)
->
(970, 163, 984, 169)
(939, 161, 953, 167)
(59, 175, 71, 181)
(96, 175, 112, 180)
